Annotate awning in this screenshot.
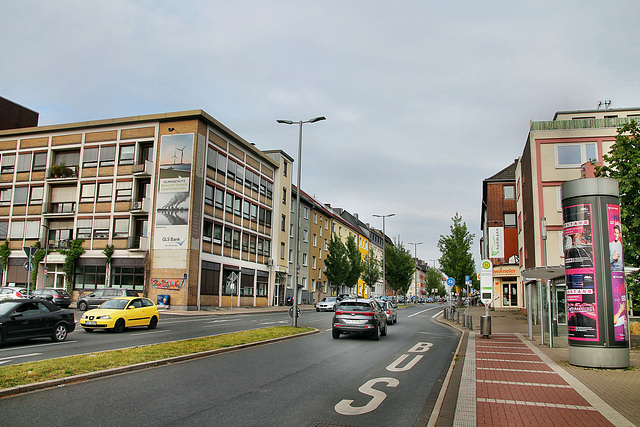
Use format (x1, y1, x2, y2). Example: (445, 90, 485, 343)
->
(521, 266, 565, 283)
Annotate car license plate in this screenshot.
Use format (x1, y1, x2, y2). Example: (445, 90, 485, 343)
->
(344, 319, 365, 324)
(85, 321, 97, 326)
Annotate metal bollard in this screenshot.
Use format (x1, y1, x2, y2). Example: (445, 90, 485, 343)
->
(462, 312, 466, 327)
(468, 315, 473, 330)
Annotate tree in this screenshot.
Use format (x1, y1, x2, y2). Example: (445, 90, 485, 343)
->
(0, 240, 9, 286)
(345, 235, 363, 294)
(361, 251, 381, 298)
(385, 241, 415, 297)
(324, 234, 349, 296)
(60, 239, 85, 293)
(425, 267, 446, 297)
(595, 119, 640, 310)
(437, 213, 477, 306)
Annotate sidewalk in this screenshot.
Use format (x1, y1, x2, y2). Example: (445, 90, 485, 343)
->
(436, 306, 639, 427)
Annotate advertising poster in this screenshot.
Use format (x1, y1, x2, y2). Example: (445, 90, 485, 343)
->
(488, 227, 504, 258)
(563, 204, 599, 341)
(153, 133, 194, 250)
(607, 204, 628, 342)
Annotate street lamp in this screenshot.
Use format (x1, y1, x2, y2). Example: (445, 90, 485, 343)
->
(277, 116, 326, 327)
(42, 224, 50, 288)
(373, 213, 394, 297)
(408, 242, 423, 300)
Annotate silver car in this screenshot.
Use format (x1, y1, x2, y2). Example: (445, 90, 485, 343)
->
(380, 300, 397, 324)
(77, 288, 139, 311)
(316, 296, 339, 312)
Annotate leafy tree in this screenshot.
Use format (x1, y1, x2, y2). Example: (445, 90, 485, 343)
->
(385, 241, 415, 296)
(324, 234, 349, 296)
(60, 239, 85, 293)
(0, 240, 9, 286)
(595, 120, 640, 310)
(345, 235, 363, 293)
(361, 251, 381, 297)
(437, 213, 477, 306)
(425, 267, 446, 297)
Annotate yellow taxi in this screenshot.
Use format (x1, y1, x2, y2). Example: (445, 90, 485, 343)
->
(80, 296, 159, 333)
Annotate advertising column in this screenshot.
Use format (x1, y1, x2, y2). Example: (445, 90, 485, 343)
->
(561, 178, 629, 368)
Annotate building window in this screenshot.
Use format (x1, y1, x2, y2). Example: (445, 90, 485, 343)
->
(205, 183, 214, 206)
(223, 227, 232, 247)
(217, 152, 226, 174)
(232, 230, 240, 250)
(234, 196, 241, 217)
(74, 265, 106, 290)
(201, 262, 220, 296)
(281, 215, 286, 231)
(207, 146, 217, 170)
(97, 182, 113, 203)
(281, 242, 285, 259)
(83, 147, 98, 168)
(10, 221, 24, 240)
(93, 218, 110, 239)
(99, 146, 116, 167)
(13, 187, 28, 205)
(115, 181, 132, 202)
(215, 187, 224, 210)
(504, 213, 516, 227)
(25, 220, 40, 239)
(282, 187, 287, 204)
(503, 185, 515, 200)
(225, 193, 233, 213)
(0, 221, 8, 240)
(77, 218, 93, 239)
(1, 154, 15, 174)
(227, 159, 236, 181)
(17, 153, 32, 173)
(556, 143, 597, 167)
(283, 162, 287, 177)
(118, 145, 135, 165)
(250, 204, 258, 222)
(32, 152, 47, 171)
(81, 183, 96, 203)
(203, 220, 213, 242)
(213, 223, 222, 244)
(113, 218, 129, 238)
(110, 266, 145, 291)
(29, 186, 43, 205)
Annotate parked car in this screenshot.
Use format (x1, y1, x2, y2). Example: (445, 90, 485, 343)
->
(0, 299, 75, 345)
(0, 287, 27, 301)
(31, 288, 72, 308)
(380, 300, 397, 324)
(79, 297, 159, 333)
(77, 288, 139, 311)
(316, 296, 339, 312)
(332, 299, 387, 340)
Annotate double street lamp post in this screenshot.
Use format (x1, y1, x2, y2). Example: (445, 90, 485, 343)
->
(408, 242, 423, 300)
(373, 213, 394, 297)
(276, 116, 326, 327)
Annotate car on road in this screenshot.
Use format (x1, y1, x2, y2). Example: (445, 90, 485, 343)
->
(380, 300, 397, 324)
(0, 299, 75, 345)
(31, 288, 72, 308)
(332, 299, 387, 340)
(0, 287, 27, 300)
(316, 296, 339, 311)
(79, 296, 159, 333)
(77, 288, 139, 311)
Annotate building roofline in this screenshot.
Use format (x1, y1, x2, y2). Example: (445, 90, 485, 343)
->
(552, 107, 640, 120)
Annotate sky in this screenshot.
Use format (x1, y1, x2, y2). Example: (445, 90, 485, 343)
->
(3, 0, 640, 268)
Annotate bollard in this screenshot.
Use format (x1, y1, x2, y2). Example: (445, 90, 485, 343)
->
(480, 315, 491, 338)
(462, 313, 466, 327)
(468, 315, 473, 330)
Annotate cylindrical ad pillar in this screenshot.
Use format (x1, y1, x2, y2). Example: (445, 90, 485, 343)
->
(562, 178, 630, 368)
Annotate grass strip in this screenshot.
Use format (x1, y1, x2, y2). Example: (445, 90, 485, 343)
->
(0, 326, 314, 389)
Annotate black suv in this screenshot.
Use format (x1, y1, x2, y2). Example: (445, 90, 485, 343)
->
(77, 288, 139, 311)
(332, 299, 388, 340)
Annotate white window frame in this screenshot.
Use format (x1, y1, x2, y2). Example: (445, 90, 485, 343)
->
(555, 142, 597, 168)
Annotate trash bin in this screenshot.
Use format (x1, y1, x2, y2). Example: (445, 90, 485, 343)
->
(480, 315, 491, 338)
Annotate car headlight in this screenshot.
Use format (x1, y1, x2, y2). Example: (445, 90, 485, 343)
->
(96, 315, 112, 320)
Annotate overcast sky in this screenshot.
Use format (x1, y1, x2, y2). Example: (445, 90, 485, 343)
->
(3, 1, 640, 268)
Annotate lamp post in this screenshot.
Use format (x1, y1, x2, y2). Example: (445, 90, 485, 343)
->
(408, 242, 423, 300)
(42, 224, 50, 288)
(373, 213, 394, 297)
(277, 116, 326, 327)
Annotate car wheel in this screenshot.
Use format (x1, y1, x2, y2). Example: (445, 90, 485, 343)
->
(148, 316, 158, 329)
(316, 308, 319, 312)
(332, 329, 340, 339)
(52, 323, 68, 342)
(372, 324, 380, 341)
(381, 322, 387, 336)
(78, 301, 88, 311)
(113, 319, 126, 333)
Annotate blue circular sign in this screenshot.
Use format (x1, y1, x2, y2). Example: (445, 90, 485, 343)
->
(446, 277, 455, 286)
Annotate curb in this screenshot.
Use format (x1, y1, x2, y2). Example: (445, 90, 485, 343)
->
(0, 329, 318, 398)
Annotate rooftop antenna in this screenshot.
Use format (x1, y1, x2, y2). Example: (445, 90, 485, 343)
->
(597, 100, 612, 109)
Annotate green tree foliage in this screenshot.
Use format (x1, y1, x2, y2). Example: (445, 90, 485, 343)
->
(595, 120, 640, 310)
(437, 213, 477, 306)
(0, 240, 10, 284)
(60, 239, 85, 293)
(385, 241, 415, 296)
(345, 235, 363, 292)
(324, 234, 349, 295)
(425, 268, 446, 297)
(361, 251, 381, 297)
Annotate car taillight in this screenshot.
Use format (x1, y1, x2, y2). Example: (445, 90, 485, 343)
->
(335, 311, 343, 315)
(386, 309, 391, 315)
(363, 312, 374, 317)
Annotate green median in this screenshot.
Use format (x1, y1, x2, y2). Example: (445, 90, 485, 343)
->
(0, 326, 315, 390)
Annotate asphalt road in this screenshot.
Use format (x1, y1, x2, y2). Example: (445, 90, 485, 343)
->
(0, 304, 460, 426)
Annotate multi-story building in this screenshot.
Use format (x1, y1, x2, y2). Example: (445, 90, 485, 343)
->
(0, 110, 291, 310)
(480, 160, 521, 310)
(288, 186, 313, 304)
(333, 208, 371, 298)
(367, 227, 385, 296)
(517, 107, 640, 340)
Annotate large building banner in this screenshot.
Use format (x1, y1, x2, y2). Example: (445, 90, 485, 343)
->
(607, 204, 628, 342)
(154, 133, 194, 250)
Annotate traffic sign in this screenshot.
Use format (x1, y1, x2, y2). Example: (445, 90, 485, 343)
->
(23, 261, 34, 271)
(446, 277, 455, 287)
(480, 259, 493, 306)
(23, 246, 38, 258)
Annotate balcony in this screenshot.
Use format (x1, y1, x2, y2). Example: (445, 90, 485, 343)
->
(132, 160, 153, 176)
(50, 239, 72, 250)
(129, 197, 151, 214)
(47, 165, 79, 180)
(43, 202, 76, 216)
(128, 235, 149, 252)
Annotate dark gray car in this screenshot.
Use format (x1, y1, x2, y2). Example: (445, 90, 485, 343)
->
(332, 299, 387, 340)
(77, 288, 139, 311)
(31, 288, 72, 308)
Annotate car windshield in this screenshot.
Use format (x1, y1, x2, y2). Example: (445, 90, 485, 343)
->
(338, 302, 371, 311)
(322, 297, 336, 302)
(0, 301, 22, 316)
(99, 299, 129, 310)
